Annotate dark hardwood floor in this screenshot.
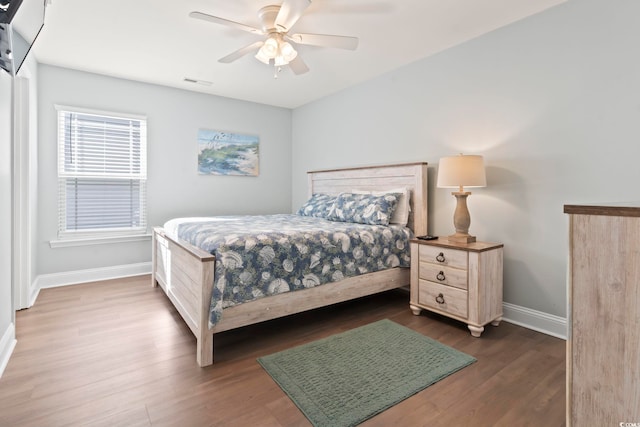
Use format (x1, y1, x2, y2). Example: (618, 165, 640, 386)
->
(0, 275, 566, 426)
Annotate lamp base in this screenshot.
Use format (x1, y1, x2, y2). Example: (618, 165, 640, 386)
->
(447, 191, 477, 243)
(446, 232, 477, 243)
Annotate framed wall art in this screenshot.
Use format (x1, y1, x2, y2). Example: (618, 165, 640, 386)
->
(197, 129, 259, 176)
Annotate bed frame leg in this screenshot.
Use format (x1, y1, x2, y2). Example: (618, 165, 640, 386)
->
(197, 333, 214, 367)
(197, 259, 216, 367)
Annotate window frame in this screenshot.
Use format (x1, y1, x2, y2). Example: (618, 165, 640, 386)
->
(54, 104, 148, 244)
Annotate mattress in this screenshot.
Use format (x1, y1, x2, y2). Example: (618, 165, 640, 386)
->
(164, 214, 412, 326)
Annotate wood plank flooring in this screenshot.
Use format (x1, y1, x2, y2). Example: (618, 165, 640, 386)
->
(0, 275, 566, 426)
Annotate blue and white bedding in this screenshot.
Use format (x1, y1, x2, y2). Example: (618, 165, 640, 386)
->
(164, 214, 412, 326)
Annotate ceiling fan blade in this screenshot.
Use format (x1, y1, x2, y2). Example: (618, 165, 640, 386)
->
(189, 11, 263, 35)
(274, 0, 312, 32)
(219, 41, 265, 63)
(288, 56, 310, 75)
(288, 33, 358, 50)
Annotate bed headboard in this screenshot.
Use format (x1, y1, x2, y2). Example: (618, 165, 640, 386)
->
(307, 162, 428, 236)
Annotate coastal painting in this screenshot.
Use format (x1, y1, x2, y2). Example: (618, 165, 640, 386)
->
(197, 129, 259, 176)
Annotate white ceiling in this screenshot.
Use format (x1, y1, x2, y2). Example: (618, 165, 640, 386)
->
(33, 0, 566, 109)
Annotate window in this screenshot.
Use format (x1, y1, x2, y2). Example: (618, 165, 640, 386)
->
(56, 105, 147, 239)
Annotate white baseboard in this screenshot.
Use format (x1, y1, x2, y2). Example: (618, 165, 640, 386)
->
(31, 262, 152, 306)
(502, 302, 567, 340)
(0, 323, 17, 378)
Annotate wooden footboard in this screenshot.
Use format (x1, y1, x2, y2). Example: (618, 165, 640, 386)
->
(212, 267, 409, 334)
(152, 227, 216, 366)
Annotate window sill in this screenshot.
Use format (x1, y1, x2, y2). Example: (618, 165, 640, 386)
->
(49, 233, 153, 248)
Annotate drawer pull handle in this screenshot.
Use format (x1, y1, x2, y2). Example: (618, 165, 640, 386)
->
(436, 271, 446, 281)
(436, 252, 446, 263)
(435, 293, 445, 304)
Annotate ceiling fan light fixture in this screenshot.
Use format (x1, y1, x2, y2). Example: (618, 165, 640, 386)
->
(257, 34, 297, 67)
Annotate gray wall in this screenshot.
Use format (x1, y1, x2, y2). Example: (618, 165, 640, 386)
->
(0, 67, 13, 347)
(292, 0, 640, 318)
(37, 65, 292, 275)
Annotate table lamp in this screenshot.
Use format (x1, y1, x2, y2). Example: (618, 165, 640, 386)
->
(437, 154, 486, 243)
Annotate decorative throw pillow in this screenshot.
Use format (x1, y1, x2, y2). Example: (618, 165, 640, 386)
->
(352, 187, 411, 226)
(296, 193, 337, 218)
(327, 192, 401, 226)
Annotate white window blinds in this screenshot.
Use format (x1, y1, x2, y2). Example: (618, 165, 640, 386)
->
(57, 106, 147, 237)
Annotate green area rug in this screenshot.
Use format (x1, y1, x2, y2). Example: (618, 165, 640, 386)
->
(257, 319, 476, 427)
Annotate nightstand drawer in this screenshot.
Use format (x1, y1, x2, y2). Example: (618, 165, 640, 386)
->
(418, 279, 468, 318)
(418, 245, 467, 270)
(419, 262, 467, 290)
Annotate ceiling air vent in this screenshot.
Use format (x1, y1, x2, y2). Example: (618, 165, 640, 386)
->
(183, 77, 212, 86)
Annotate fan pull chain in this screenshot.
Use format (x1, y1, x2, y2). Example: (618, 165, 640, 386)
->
(273, 66, 283, 79)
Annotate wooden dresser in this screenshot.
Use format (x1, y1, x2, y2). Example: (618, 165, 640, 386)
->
(409, 238, 503, 337)
(564, 203, 640, 425)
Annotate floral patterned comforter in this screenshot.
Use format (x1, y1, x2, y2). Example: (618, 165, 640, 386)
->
(168, 214, 412, 326)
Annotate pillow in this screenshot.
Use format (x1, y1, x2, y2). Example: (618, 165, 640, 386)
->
(296, 193, 336, 218)
(352, 187, 411, 226)
(327, 192, 401, 226)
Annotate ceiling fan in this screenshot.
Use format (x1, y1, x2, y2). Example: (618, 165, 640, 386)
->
(189, 0, 359, 76)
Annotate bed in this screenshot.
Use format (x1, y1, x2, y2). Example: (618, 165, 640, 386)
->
(151, 162, 428, 367)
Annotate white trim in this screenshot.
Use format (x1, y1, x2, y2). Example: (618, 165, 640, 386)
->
(49, 233, 152, 248)
(54, 104, 147, 121)
(502, 302, 567, 340)
(13, 76, 32, 309)
(29, 282, 40, 308)
(0, 323, 17, 378)
(32, 262, 152, 300)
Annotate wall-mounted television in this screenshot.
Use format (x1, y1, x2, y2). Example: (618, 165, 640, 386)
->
(0, 0, 46, 75)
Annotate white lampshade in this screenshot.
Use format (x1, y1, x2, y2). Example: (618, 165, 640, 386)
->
(263, 37, 278, 57)
(280, 41, 297, 62)
(255, 46, 271, 64)
(274, 55, 288, 67)
(437, 154, 486, 189)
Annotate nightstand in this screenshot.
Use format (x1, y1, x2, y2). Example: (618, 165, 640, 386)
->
(410, 238, 504, 337)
